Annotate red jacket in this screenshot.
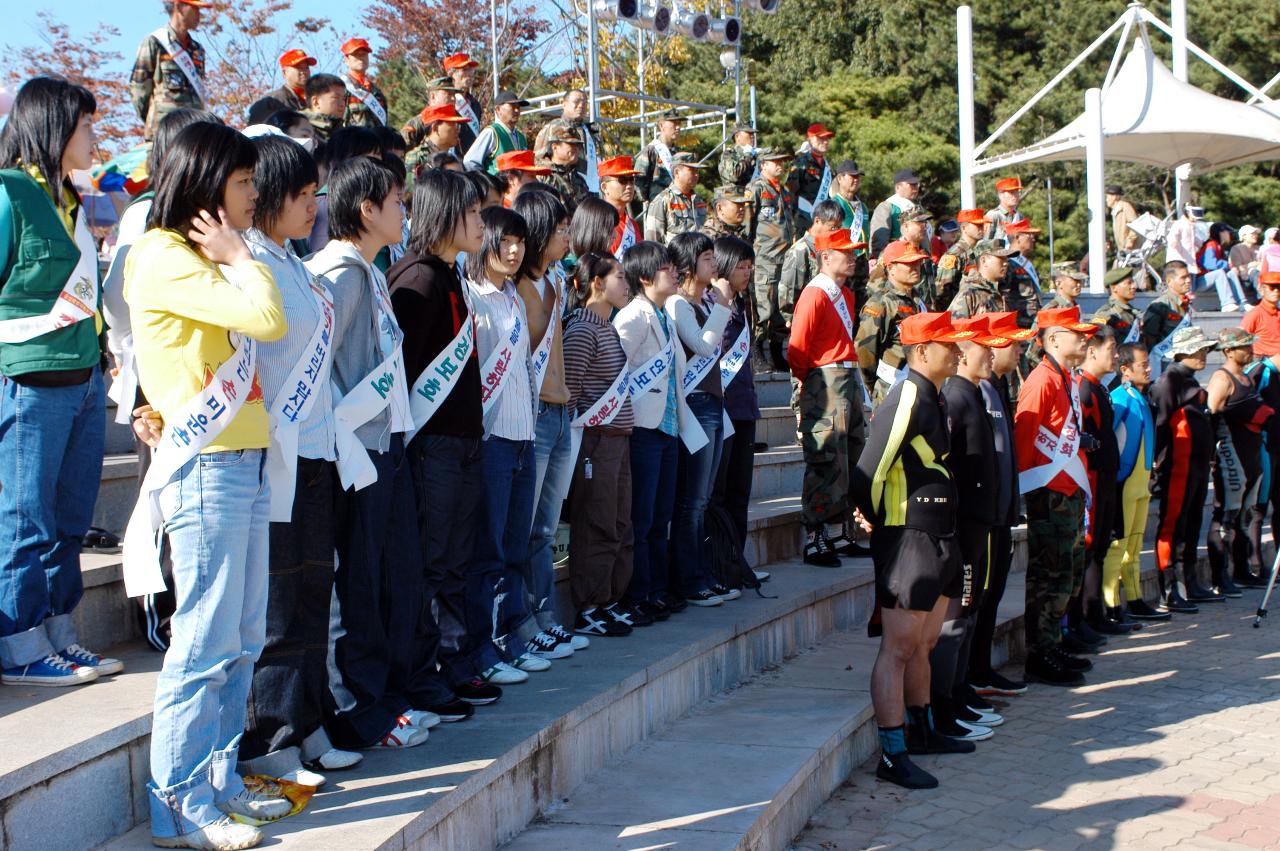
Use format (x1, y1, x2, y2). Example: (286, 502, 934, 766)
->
(788, 274, 858, 382)
(1014, 354, 1084, 497)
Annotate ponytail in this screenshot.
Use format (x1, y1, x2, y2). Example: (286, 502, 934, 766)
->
(569, 252, 620, 312)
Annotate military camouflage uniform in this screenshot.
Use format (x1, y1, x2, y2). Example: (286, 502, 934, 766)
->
(856, 286, 925, 404)
(1091, 297, 1143, 343)
(935, 238, 977, 313)
(1025, 488, 1086, 652)
(985, 206, 1024, 242)
(913, 245, 942, 312)
(534, 118, 597, 185)
(1043, 292, 1077, 310)
(541, 160, 592, 217)
(404, 138, 446, 179)
(1141, 289, 1192, 353)
(1003, 258, 1043, 329)
(719, 145, 757, 191)
(948, 272, 1011, 320)
(746, 175, 795, 345)
(701, 215, 747, 240)
(779, 234, 817, 328)
(344, 75, 389, 128)
(634, 141, 676, 205)
(644, 186, 706, 245)
(130, 26, 207, 141)
(787, 150, 830, 233)
(798, 365, 865, 529)
(304, 110, 344, 143)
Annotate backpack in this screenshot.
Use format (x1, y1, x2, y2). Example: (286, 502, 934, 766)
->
(704, 503, 763, 593)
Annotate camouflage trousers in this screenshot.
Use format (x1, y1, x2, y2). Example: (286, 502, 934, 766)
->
(796, 366, 866, 529)
(753, 260, 786, 343)
(1023, 488, 1085, 652)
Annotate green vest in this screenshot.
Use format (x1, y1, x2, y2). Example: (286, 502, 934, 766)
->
(0, 169, 101, 377)
(486, 122, 529, 174)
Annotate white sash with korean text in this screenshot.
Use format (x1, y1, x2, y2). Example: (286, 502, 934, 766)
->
(406, 317, 475, 443)
(799, 161, 833, 216)
(455, 93, 481, 135)
(572, 363, 631, 430)
(346, 79, 387, 124)
(614, 218, 638, 260)
(122, 336, 255, 596)
(716, 322, 751, 440)
(479, 304, 527, 415)
(583, 126, 600, 193)
(809, 274, 873, 406)
(151, 28, 206, 103)
(265, 279, 336, 521)
(1150, 312, 1193, 379)
(1018, 377, 1090, 498)
(530, 271, 562, 394)
(653, 140, 675, 182)
(0, 208, 98, 344)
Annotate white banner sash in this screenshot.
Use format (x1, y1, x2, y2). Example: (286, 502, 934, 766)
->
(614, 218, 638, 260)
(0, 208, 98, 344)
(1150, 312, 1192, 379)
(583, 126, 600, 193)
(479, 310, 526, 415)
(571, 362, 630, 430)
(151, 28, 206, 103)
(455, 93, 481, 135)
(405, 316, 475, 443)
(530, 272, 561, 395)
(346, 79, 386, 124)
(1018, 377, 1090, 498)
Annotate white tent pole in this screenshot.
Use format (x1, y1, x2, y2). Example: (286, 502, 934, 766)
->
(1101, 10, 1135, 94)
(1170, 0, 1191, 214)
(1248, 70, 1280, 103)
(1085, 87, 1107, 295)
(956, 5, 976, 208)
(1139, 8, 1270, 102)
(974, 14, 1127, 158)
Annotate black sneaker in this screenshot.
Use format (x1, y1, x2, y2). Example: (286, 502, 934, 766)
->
(1074, 620, 1109, 646)
(1235, 571, 1271, 589)
(619, 602, 655, 627)
(1186, 581, 1225, 603)
(662, 592, 689, 614)
(686, 588, 724, 607)
(876, 750, 938, 789)
(454, 678, 503, 705)
(1062, 630, 1103, 656)
(803, 531, 842, 568)
(1213, 577, 1243, 599)
(710, 583, 741, 601)
(830, 535, 872, 557)
(635, 600, 671, 622)
(576, 607, 632, 636)
(1159, 593, 1199, 614)
(972, 670, 1028, 697)
(1051, 645, 1093, 672)
(1127, 599, 1171, 621)
(1024, 651, 1085, 686)
(426, 699, 475, 723)
(958, 683, 995, 713)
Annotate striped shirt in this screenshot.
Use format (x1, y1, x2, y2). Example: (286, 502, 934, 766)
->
(467, 275, 536, 441)
(563, 306, 634, 432)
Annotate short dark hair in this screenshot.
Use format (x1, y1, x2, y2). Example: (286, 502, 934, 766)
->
(326, 157, 398, 242)
(266, 109, 309, 135)
(1163, 260, 1188, 280)
(251, 135, 319, 232)
(146, 107, 222, 193)
(568, 251, 620, 312)
(0, 76, 96, 200)
(1086, 324, 1117, 351)
(1208, 222, 1232, 244)
(423, 151, 462, 171)
(149, 122, 258, 236)
(324, 127, 383, 164)
(813, 200, 843, 227)
(571, 195, 618, 258)
(713, 235, 754, 279)
(622, 240, 672, 296)
(513, 188, 569, 281)
(247, 95, 288, 126)
(466, 206, 528, 282)
(372, 125, 407, 156)
(669, 231, 714, 283)
(1117, 342, 1148, 371)
(407, 168, 481, 257)
(465, 169, 504, 203)
(305, 73, 345, 101)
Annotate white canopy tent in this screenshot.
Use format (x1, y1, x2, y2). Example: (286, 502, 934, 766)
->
(955, 1, 1280, 293)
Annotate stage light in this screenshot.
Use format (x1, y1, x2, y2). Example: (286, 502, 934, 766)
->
(740, 0, 778, 13)
(707, 16, 740, 44)
(672, 9, 710, 39)
(594, 0, 640, 22)
(633, 1, 673, 33)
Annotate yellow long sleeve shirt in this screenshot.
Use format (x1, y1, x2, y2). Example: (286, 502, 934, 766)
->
(124, 229, 288, 452)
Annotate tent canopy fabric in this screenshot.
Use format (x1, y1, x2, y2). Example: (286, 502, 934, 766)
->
(973, 38, 1280, 175)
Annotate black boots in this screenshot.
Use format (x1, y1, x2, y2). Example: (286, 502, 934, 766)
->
(905, 705, 976, 755)
(1127, 598, 1171, 621)
(803, 528, 841, 567)
(1158, 568, 1199, 614)
(1025, 648, 1085, 686)
(876, 748, 938, 789)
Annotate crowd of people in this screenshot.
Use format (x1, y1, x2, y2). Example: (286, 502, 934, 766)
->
(3, 2, 1280, 846)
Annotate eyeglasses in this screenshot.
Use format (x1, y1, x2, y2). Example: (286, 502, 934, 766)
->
(611, 177, 636, 185)
(554, 225, 571, 236)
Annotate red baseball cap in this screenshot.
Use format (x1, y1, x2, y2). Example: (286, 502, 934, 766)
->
(176, 0, 211, 6)
(995, 177, 1023, 193)
(598, 155, 642, 178)
(814, 228, 866, 252)
(986, 311, 1036, 341)
(880, 240, 930, 265)
(279, 49, 317, 69)
(806, 123, 835, 139)
(419, 103, 470, 125)
(341, 38, 372, 56)
(956, 208, 987, 225)
(899, 312, 974, 346)
(1004, 219, 1042, 235)
(951, 315, 1013, 348)
(496, 150, 551, 175)
(1258, 270, 1280, 286)
(444, 53, 480, 71)
(1037, 306, 1097, 335)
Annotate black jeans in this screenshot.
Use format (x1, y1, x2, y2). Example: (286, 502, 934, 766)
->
(242, 459, 336, 766)
(326, 437, 425, 749)
(410, 433, 486, 686)
(713, 418, 757, 568)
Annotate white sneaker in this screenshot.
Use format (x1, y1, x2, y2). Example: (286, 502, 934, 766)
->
(753, 569, 771, 582)
(547, 623, 589, 651)
(1, 653, 98, 686)
(482, 661, 529, 684)
(278, 767, 326, 788)
(153, 816, 263, 850)
(954, 719, 995, 741)
(59, 643, 125, 676)
(966, 707, 1004, 727)
(527, 630, 573, 659)
(403, 709, 441, 730)
(217, 787, 292, 821)
(1222, 303, 1241, 313)
(311, 747, 362, 771)
(370, 714, 430, 748)
(513, 651, 552, 672)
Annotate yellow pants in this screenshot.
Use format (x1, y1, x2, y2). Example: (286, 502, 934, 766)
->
(1102, 467, 1151, 607)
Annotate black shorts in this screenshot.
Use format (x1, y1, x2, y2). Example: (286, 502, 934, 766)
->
(871, 526, 963, 612)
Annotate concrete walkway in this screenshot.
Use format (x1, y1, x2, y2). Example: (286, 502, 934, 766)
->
(791, 590, 1280, 851)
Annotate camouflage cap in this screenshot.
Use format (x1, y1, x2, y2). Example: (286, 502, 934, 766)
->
(757, 146, 792, 162)
(543, 119, 585, 145)
(975, 238, 1017, 258)
(1166, 325, 1218, 358)
(900, 206, 933, 223)
(1051, 261, 1087, 281)
(1103, 266, 1135, 287)
(427, 76, 462, 93)
(732, 121, 756, 134)
(1218, 327, 1258, 351)
(672, 151, 706, 169)
(714, 185, 750, 203)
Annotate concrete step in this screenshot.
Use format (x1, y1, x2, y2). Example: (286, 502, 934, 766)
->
(84, 559, 877, 850)
(755, 371, 793, 409)
(503, 574, 1028, 851)
(758, 405, 798, 449)
(93, 454, 138, 536)
(103, 400, 135, 455)
(750, 445, 804, 500)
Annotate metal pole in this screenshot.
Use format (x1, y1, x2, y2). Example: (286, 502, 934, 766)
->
(733, 0, 742, 119)
(1046, 176, 1055, 270)
(1085, 87, 1107, 295)
(956, 5, 976, 209)
(637, 29, 646, 149)
(1170, 0, 1190, 214)
(490, 0, 501, 99)
(749, 84, 756, 128)
(586, 0, 600, 122)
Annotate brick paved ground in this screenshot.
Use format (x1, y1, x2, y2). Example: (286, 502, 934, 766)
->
(791, 594, 1280, 851)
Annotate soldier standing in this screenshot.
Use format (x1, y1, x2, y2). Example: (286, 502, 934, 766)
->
(533, 90, 600, 192)
(130, 0, 209, 141)
(868, 169, 921, 258)
(463, 91, 530, 174)
(537, 122, 590, 216)
(746, 147, 796, 371)
(1045, 262, 1086, 309)
(302, 74, 347, 143)
(830, 160, 868, 243)
(949, 240, 1018, 319)
(635, 112, 681, 208)
(1090, 267, 1142, 345)
(780, 200, 843, 334)
(400, 77, 463, 152)
(644, 153, 707, 245)
(857, 241, 930, 404)
(701, 185, 750, 240)
(1002, 218, 1043, 328)
(597, 156, 643, 259)
(719, 123, 758, 191)
(985, 176, 1026, 241)
(403, 103, 470, 179)
(788, 123, 835, 234)
(444, 53, 484, 154)
(340, 38, 388, 128)
(936, 208, 985, 311)
(897, 208, 940, 310)
(265, 49, 314, 112)
(1142, 261, 1195, 378)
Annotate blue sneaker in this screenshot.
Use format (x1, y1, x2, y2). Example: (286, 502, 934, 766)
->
(2, 653, 99, 687)
(59, 643, 124, 676)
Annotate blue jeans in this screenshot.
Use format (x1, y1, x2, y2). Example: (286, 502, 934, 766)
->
(0, 369, 104, 669)
(626, 427, 679, 605)
(530, 402, 575, 630)
(474, 436, 538, 660)
(673, 392, 726, 596)
(149, 449, 270, 838)
(1197, 268, 1244, 308)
